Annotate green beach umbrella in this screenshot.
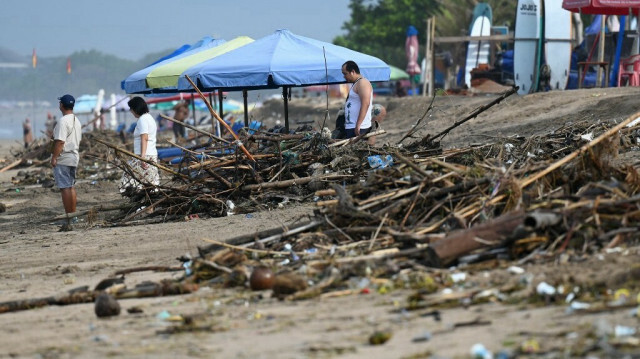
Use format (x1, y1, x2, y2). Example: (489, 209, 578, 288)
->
(389, 65, 410, 81)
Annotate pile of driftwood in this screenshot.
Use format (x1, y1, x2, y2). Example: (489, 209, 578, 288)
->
(92, 88, 640, 281)
(4, 87, 640, 350)
(181, 104, 640, 299)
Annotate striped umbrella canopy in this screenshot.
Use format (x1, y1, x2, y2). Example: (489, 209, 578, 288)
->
(122, 36, 225, 93)
(123, 36, 253, 94)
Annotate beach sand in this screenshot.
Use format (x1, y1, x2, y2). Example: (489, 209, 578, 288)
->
(2, 87, 640, 358)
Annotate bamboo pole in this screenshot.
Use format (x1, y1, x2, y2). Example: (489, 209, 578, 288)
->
(328, 129, 386, 147)
(183, 75, 256, 162)
(430, 86, 518, 142)
(520, 111, 640, 188)
(120, 197, 167, 223)
(241, 174, 348, 191)
(0, 159, 22, 173)
(458, 111, 640, 219)
(94, 138, 188, 179)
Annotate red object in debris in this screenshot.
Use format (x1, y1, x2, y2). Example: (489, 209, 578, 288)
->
(360, 288, 371, 295)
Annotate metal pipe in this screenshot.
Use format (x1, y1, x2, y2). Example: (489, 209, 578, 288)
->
(243, 90, 249, 128)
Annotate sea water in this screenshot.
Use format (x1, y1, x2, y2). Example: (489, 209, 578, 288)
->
(0, 88, 281, 141)
(0, 103, 137, 141)
(0, 105, 61, 141)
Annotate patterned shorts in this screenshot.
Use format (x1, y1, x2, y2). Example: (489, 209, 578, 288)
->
(119, 156, 160, 193)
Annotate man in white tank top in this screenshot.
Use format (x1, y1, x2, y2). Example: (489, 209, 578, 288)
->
(341, 61, 373, 138)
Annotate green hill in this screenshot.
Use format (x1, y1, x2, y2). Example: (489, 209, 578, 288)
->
(0, 47, 173, 101)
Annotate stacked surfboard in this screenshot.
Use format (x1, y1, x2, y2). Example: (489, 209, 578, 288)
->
(465, 3, 493, 88)
(544, 0, 572, 90)
(514, 0, 572, 94)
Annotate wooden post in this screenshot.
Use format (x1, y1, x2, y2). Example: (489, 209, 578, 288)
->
(597, 15, 606, 87)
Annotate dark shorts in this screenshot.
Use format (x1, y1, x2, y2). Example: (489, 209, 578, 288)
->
(54, 165, 77, 189)
(345, 127, 371, 139)
(173, 123, 185, 138)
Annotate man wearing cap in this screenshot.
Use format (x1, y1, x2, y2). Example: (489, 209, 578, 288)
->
(51, 94, 82, 231)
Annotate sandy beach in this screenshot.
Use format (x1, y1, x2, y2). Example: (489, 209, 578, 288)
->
(2, 87, 640, 358)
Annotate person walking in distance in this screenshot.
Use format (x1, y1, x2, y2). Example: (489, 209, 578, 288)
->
(172, 102, 189, 141)
(341, 60, 373, 139)
(51, 94, 82, 231)
(22, 118, 33, 148)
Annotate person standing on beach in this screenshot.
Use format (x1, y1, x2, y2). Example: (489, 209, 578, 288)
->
(172, 102, 189, 141)
(341, 60, 373, 139)
(51, 94, 82, 231)
(45, 112, 56, 139)
(22, 118, 33, 148)
(119, 96, 159, 194)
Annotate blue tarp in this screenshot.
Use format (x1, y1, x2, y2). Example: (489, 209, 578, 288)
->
(176, 29, 390, 91)
(122, 36, 226, 92)
(585, 15, 607, 36)
(567, 70, 611, 89)
(169, 149, 235, 164)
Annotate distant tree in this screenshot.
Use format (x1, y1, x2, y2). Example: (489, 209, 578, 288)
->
(333, 0, 441, 69)
(0, 47, 170, 101)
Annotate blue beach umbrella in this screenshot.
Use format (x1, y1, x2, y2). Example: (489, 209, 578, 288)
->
(178, 29, 390, 91)
(176, 29, 390, 131)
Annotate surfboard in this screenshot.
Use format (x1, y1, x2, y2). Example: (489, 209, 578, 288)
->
(544, 0, 572, 90)
(514, 0, 543, 95)
(464, 3, 493, 88)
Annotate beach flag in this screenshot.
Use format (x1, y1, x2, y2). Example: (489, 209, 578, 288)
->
(32, 48, 37, 68)
(67, 58, 71, 74)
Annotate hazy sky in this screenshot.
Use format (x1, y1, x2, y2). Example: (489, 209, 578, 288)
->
(1, 0, 352, 60)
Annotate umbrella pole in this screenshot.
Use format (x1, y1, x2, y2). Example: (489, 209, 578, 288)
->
(283, 86, 289, 133)
(212, 92, 220, 137)
(596, 15, 606, 87)
(218, 90, 224, 124)
(183, 75, 256, 162)
(191, 93, 196, 127)
(209, 92, 214, 134)
(243, 90, 249, 128)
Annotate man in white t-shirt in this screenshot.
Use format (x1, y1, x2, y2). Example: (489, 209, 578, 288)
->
(51, 94, 82, 231)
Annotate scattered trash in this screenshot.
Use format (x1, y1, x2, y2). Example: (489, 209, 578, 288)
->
(249, 266, 275, 291)
(614, 325, 637, 337)
(536, 282, 556, 296)
(507, 266, 524, 275)
(411, 331, 432, 343)
(94, 293, 120, 318)
(368, 330, 392, 345)
(470, 343, 492, 359)
(367, 154, 394, 169)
